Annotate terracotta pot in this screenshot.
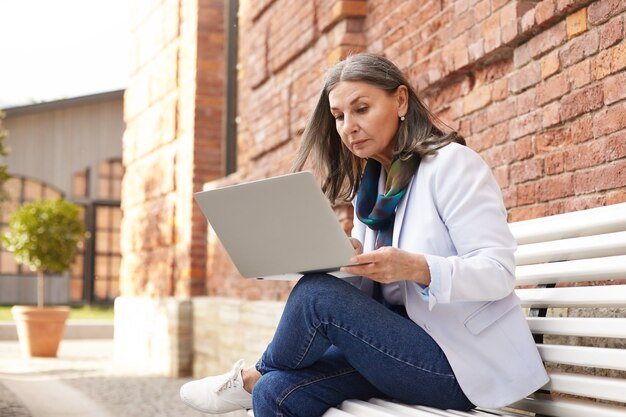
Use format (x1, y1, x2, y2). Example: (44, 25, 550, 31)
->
(11, 306, 70, 357)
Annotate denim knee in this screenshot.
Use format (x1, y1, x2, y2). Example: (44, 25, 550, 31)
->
(291, 274, 350, 305)
(251, 373, 279, 415)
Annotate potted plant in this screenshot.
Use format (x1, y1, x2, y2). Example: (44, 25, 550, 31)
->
(1, 198, 87, 357)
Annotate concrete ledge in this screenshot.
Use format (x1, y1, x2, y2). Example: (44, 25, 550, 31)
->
(0, 320, 113, 340)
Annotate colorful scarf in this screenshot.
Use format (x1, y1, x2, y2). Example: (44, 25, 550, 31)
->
(356, 155, 420, 249)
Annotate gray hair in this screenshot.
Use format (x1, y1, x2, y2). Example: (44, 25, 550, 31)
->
(292, 53, 464, 204)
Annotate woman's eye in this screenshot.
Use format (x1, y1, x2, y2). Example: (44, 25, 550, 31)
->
(334, 114, 344, 121)
(356, 107, 368, 113)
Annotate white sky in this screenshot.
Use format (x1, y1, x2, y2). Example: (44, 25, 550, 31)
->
(0, 0, 130, 108)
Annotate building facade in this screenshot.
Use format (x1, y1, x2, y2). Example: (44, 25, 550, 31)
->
(117, 0, 625, 376)
(0, 91, 125, 305)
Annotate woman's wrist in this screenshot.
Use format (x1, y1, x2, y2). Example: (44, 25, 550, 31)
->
(409, 253, 431, 287)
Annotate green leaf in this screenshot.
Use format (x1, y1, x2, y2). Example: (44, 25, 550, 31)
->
(1, 199, 87, 273)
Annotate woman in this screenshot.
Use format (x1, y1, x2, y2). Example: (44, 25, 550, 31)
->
(180, 53, 548, 416)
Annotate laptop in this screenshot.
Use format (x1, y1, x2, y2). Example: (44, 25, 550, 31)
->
(194, 171, 360, 280)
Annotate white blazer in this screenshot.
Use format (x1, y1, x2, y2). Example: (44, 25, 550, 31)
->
(347, 142, 549, 408)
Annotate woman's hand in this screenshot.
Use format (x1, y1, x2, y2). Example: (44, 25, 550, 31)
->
(341, 247, 431, 286)
(348, 237, 363, 255)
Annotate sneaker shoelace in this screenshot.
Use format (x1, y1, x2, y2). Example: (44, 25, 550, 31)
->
(214, 359, 246, 394)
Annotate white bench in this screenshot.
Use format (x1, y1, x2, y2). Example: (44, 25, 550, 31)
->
(321, 202, 626, 417)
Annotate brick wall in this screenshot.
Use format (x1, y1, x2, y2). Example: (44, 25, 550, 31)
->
(121, 0, 225, 299)
(201, 0, 625, 300)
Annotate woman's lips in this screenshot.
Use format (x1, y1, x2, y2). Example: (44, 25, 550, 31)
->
(351, 139, 368, 148)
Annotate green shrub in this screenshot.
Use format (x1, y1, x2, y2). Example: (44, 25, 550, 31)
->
(1, 199, 87, 307)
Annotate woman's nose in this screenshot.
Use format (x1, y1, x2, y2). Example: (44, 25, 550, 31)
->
(341, 115, 358, 135)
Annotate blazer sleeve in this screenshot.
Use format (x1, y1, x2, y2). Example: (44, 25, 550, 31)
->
(424, 145, 517, 307)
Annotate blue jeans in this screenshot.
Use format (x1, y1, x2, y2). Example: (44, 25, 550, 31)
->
(253, 274, 473, 417)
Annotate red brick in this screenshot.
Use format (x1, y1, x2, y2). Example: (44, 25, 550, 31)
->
(564, 139, 608, 170)
(484, 13, 503, 53)
(509, 205, 548, 222)
(566, 59, 592, 88)
(570, 115, 594, 143)
(555, 0, 582, 13)
(459, 119, 472, 138)
(607, 189, 626, 205)
(511, 159, 544, 183)
(600, 16, 624, 49)
(468, 121, 510, 151)
(537, 173, 574, 201)
(606, 130, 626, 161)
(591, 48, 612, 80)
(521, 8, 536, 33)
(536, 0, 557, 24)
(563, 195, 607, 212)
(455, 0, 470, 15)
(611, 40, 626, 72)
(514, 43, 532, 68)
(545, 151, 566, 174)
(574, 159, 626, 193)
(517, 183, 538, 205)
(510, 62, 541, 93)
(528, 21, 567, 59)
(493, 0, 510, 11)
(536, 72, 570, 105)
(494, 165, 510, 188)
(560, 84, 604, 122)
(487, 97, 518, 125)
(502, 186, 518, 209)
(541, 50, 560, 79)
(543, 101, 562, 127)
(482, 142, 516, 166)
(471, 109, 490, 133)
(515, 135, 535, 159)
(566, 7, 588, 39)
(492, 78, 509, 101)
(500, 1, 520, 43)
(510, 110, 542, 139)
(593, 101, 626, 136)
(603, 72, 626, 104)
(332, 0, 368, 20)
(468, 39, 485, 62)
(474, 0, 492, 23)
(517, 88, 537, 115)
(536, 127, 572, 152)
(588, 0, 626, 25)
(560, 30, 600, 68)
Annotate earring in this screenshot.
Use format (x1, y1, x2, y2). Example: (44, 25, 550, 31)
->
(400, 115, 405, 121)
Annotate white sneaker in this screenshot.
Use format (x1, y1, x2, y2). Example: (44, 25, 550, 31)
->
(180, 359, 253, 414)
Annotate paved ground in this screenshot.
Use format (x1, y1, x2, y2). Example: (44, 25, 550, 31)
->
(0, 339, 248, 417)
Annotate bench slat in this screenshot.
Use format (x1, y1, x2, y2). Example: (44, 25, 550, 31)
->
(322, 408, 357, 417)
(367, 399, 477, 417)
(546, 372, 626, 404)
(527, 317, 626, 338)
(515, 255, 626, 285)
(515, 231, 626, 265)
(537, 344, 626, 371)
(516, 284, 626, 307)
(339, 400, 411, 417)
(509, 202, 626, 244)
(363, 401, 447, 417)
(509, 397, 626, 417)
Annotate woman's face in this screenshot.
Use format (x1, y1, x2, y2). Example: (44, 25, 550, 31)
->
(328, 81, 407, 169)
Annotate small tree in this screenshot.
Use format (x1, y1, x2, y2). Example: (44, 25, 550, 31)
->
(0, 111, 9, 202)
(1, 199, 87, 308)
